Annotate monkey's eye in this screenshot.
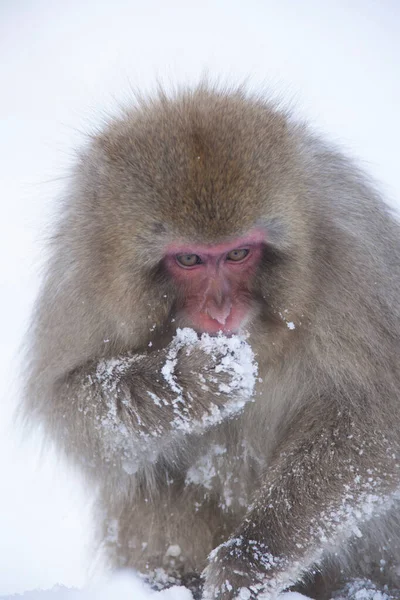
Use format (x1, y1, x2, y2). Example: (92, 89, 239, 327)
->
(176, 254, 202, 267)
(226, 248, 250, 262)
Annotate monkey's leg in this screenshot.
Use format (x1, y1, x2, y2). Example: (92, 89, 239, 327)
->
(99, 479, 237, 592)
(203, 402, 400, 600)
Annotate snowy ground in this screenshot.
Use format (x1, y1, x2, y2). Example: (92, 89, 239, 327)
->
(0, 573, 192, 600)
(0, 575, 396, 600)
(1, 1, 399, 598)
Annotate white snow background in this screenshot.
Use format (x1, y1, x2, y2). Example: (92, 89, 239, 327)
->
(0, 1, 399, 598)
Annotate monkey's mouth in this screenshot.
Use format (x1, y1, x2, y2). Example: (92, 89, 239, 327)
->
(192, 309, 247, 336)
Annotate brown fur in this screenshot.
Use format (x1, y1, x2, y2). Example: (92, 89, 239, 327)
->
(23, 85, 400, 599)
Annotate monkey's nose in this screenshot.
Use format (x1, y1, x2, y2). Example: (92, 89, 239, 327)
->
(206, 299, 232, 325)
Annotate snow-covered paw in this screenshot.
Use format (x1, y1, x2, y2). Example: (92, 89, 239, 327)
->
(202, 536, 277, 600)
(164, 328, 258, 432)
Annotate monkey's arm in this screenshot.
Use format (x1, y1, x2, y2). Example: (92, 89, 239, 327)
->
(203, 401, 399, 599)
(50, 331, 257, 476)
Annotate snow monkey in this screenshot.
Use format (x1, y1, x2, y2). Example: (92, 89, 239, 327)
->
(24, 85, 400, 599)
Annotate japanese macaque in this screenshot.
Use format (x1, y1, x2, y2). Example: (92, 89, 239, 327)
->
(23, 85, 400, 599)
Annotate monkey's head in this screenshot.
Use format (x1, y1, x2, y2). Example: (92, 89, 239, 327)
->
(72, 87, 314, 347)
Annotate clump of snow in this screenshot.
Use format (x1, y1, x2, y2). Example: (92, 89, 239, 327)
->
(185, 443, 243, 510)
(162, 328, 258, 433)
(165, 545, 182, 558)
(0, 573, 193, 600)
(186, 444, 226, 490)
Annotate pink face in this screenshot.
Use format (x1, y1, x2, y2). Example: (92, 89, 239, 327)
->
(165, 230, 265, 334)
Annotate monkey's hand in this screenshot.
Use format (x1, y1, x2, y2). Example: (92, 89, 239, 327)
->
(87, 328, 258, 469)
(57, 328, 257, 476)
(157, 327, 258, 434)
(202, 536, 284, 600)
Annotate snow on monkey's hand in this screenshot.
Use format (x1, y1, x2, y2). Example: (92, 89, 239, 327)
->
(160, 327, 258, 433)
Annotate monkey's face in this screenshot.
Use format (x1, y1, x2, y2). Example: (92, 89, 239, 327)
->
(89, 91, 310, 345)
(164, 229, 265, 335)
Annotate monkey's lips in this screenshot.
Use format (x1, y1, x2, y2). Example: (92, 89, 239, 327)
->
(192, 309, 247, 335)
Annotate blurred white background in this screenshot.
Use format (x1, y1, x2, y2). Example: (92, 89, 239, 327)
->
(0, 0, 399, 595)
